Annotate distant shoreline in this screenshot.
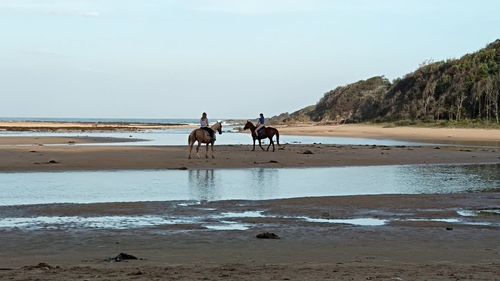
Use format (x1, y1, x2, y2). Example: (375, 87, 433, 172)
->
(0, 121, 196, 132)
(2, 121, 500, 147)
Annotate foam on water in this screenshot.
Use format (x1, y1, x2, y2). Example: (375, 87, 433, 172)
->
(299, 217, 387, 226)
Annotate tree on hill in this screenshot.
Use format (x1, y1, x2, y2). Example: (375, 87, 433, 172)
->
(272, 40, 500, 125)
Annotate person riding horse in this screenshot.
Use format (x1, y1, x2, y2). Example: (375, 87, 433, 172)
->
(200, 112, 215, 140)
(188, 116, 222, 159)
(254, 113, 265, 137)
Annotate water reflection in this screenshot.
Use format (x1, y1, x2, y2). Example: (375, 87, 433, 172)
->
(0, 164, 499, 206)
(249, 168, 279, 199)
(395, 163, 500, 194)
(188, 169, 217, 201)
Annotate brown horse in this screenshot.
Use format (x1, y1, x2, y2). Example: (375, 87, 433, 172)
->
(188, 122, 223, 159)
(243, 121, 280, 152)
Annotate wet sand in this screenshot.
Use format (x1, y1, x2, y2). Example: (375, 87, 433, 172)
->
(0, 140, 499, 171)
(0, 121, 194, 132)
(0, 193, 499, 280)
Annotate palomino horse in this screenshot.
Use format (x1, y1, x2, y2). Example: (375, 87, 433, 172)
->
(243, 121, 280, 152)
(188, 122, 223, 159)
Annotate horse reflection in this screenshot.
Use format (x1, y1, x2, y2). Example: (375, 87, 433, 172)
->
(188, 169, 216, 201)
(250, 168, 279, 199)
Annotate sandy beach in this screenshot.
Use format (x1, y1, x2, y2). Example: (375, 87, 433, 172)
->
(0, 123, 499, 171)
(0, 139, 499, 171)
(1, 125, 499, 280)
(277, 124, 500, 146)
(0, 193, 499, 280)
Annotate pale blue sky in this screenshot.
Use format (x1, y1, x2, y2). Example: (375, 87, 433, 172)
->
(0, 0, 499, 119)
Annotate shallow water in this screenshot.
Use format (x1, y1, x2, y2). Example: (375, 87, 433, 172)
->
(0, 164, 498, 206)
(1, 209, 497, 231)
(0, 129, 427, 147)
(0, 212, 388, 230)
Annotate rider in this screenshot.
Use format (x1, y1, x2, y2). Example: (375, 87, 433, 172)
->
(200, 112, 215, 140)
(254, 113, 265, 137)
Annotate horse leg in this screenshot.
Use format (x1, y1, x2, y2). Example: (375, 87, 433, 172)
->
(258, 139, 265, 151)
(211, 142, 215, 159)
(267, 137, 275, 152)
(188, 141, 193, 159)
(188, 135, 193, 159)
(205, 143, 209, 159)
(196, 142, 201, 158)
(252, 138, 256, 151)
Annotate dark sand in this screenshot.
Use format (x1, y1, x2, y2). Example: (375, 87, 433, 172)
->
(0, 193, 499, 280)
(0, 138, 499, 171)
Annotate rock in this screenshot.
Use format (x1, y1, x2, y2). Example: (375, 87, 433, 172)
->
(446, 227, 453, 231)
(268, 160, 279, 163)
(302, 150, 314, 155)
(256, 232, 280, 239)
(48, 160, 59, 164)
(433, 147, 441, 149)
(113, 252, 138, 262)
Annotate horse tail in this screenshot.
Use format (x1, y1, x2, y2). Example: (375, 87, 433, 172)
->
(275, 129, 280, 146)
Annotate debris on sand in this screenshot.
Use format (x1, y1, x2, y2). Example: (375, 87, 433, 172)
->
(23, 263, 57, 270)
(301, 150, 314, 155)
(111, 252, 139, 262)
(127, 270, 143, 276)
(48, 160, 59, 164)
(256, 232, 280, 239)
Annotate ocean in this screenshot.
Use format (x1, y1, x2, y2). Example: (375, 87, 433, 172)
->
(0, 117, 201, 126)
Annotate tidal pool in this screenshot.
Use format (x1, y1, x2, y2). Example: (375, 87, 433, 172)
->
(0, 164, 498, 206)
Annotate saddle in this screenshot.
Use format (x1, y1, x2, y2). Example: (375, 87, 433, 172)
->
(256, 126, 266, 137)
(201, 127, 216, 140)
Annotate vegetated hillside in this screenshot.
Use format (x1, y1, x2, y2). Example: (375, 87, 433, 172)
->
(272, 40, 500, 125)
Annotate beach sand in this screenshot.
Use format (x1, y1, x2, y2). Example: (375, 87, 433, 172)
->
(1, 125, 499, 280)
(0, 193, 499, 280)
(0, 141, 499, 171)
(278, 124, 500, 146)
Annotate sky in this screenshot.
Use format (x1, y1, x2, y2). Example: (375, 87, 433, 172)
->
(0, 0, 499, 119)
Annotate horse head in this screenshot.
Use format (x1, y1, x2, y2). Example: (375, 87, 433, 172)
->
(243, 120, 253, 130)
(217, 122, 223, 135)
